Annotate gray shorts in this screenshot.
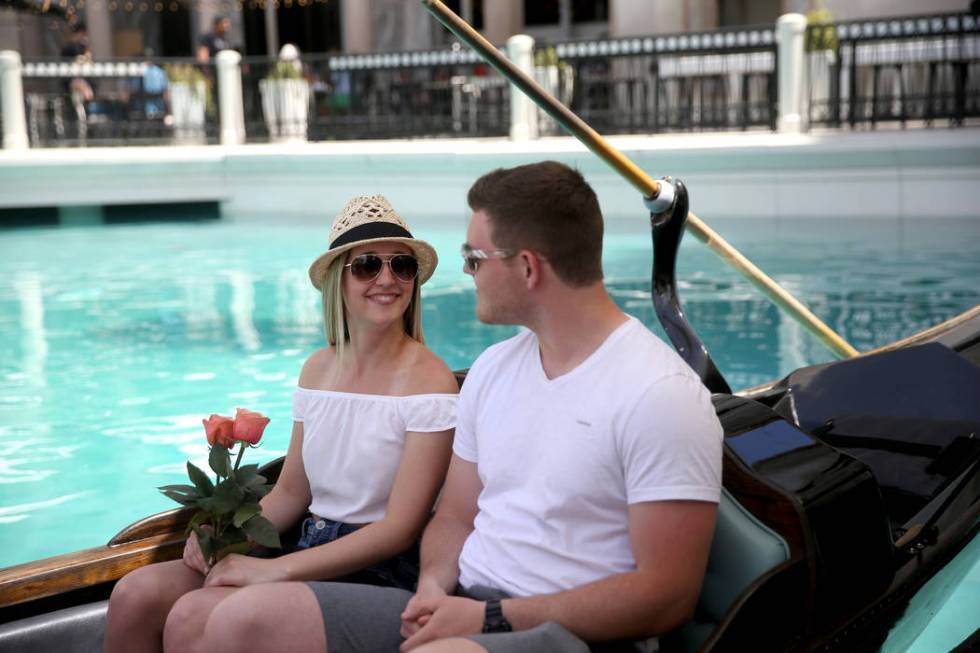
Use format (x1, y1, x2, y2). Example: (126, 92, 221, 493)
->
(305, 581, 653, 653)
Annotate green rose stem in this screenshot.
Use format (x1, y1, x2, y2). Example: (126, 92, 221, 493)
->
(233, 441, 247, 473)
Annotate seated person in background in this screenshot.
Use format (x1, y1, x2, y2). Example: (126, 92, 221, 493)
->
(61, 21, 94, 107)
(174, 160, 724, 653)
(104, 196, 459, 653)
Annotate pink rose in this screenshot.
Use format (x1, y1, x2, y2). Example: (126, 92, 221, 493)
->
(203, 414, 235, 449)
(232, 408, 270, 445)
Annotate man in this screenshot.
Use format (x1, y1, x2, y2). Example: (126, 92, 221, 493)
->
(61, 21, 94, 105)
(196, 15, 233, 64)
(397, 161, 722, 652)
(175, 161, 722, 653)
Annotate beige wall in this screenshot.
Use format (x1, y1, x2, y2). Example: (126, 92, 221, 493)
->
(817, 0, 969, 21)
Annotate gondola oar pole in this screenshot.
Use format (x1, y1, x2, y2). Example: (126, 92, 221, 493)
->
(421, 0, 860, 360)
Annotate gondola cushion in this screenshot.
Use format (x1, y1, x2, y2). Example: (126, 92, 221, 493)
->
(663, 487, 790, 652)
(0, 599, 106, 653)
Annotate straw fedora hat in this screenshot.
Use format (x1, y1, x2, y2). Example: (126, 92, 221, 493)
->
(308, 195, 438, 289)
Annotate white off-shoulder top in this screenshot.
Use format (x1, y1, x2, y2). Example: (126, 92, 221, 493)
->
(293, 387, 458, 524)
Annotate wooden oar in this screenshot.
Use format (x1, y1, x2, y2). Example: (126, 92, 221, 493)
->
(420, 0, 860, 360)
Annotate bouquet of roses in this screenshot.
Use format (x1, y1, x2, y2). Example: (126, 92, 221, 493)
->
(159, 408, 281, 564)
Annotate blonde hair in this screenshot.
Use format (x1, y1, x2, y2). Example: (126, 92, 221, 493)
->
(320, 255, 425, 363)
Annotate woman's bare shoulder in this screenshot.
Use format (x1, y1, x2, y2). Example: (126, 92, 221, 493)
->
(298, 347, 335, 388)
(406, 344, 459, 395)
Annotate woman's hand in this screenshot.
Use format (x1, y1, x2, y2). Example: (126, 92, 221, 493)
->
(204, 553, 289, 588)
(181, 530, 210, 576)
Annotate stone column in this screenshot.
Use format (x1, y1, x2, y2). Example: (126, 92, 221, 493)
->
(507, 34, 536, 141)
(484, 0, 521, 45)
(264, 1, 279, 57)
(342, 0, 373, 53)
(0, 50, 28, 150)
(216, 49, 245, 145)
(776, 13, 807, 133)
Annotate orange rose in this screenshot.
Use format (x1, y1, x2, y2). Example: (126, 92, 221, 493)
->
(232, 408, 270, 446)
(202, 414, 235, 449)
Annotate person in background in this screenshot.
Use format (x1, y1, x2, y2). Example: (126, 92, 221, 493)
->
(196, 15, 234, 64)
(104, 196, 459, 653)
(61, 21, 94, 107)
(169, 161, 724, 653)
(130, 48, 169, 123)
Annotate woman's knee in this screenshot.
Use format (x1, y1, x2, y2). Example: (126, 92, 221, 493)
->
(198, 588, 269, 649)
(108, 564, 171, 619)
(200, 584, 325, 653)
(163, 588, 221, 652)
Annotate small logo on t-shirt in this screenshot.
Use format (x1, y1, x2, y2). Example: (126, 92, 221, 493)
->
(575, 419, 592, 427)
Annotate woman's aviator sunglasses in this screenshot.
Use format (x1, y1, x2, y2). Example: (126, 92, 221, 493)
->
(344, 253, 419, 283)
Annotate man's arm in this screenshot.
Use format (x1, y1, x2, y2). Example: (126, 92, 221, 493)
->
(417, 454, 482, 591)
(501, 499, 717, 640)
(401, 499, 716, 650)
(400, 454, 482, 641)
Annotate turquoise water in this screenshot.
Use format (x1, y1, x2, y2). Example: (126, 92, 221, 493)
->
(0, 214, 978, 572)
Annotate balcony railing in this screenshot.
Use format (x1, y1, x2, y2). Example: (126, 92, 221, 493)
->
(4, 11, 977, 149)
(239, 48, 510, 143)
(18, 58, 220, 147)
(552, 25, 777, 134)
(806, 13, 980, 128)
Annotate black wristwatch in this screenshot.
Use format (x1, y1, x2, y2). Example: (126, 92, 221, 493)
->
(482, 599, 513, 633)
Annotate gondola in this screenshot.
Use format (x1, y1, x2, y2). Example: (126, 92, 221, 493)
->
(2, 3, 979, 652)
(1, 178, 977, 652)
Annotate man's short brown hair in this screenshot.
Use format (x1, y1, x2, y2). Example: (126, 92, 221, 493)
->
(466, 161, 604, 286)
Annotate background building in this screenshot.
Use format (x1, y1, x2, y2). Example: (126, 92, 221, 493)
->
(0, 0, 972, 60)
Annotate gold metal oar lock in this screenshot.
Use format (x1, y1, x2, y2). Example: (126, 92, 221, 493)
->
(421, 0, 860, 360)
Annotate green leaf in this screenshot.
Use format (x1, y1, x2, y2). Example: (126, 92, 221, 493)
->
(244, 479, 272, 501)
(186, 462, 215, 497)
(211, 479, 245, 515)
(157, 483, 197, 493)
(160, 486, 199, 506)
(184, 510, 209, 535)
(236, 464, 260, 486)
(209, 444, 230, 478)
(242, 515, 281, 549)
(232, 503, 262, 528)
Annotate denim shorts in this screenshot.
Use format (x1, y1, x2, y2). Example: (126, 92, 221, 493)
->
(295, 516, 419, 591)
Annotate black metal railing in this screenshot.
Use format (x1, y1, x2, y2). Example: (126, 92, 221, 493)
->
(239, 47, 510, 143)
(806, 12, 980, 128)
(551, 25, 778, 134)
(20, 57, 219, 147)
(13, 12, 980, 148)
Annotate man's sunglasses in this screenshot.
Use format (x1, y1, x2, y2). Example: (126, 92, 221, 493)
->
(460, 245, 516, 274)
(344, 254, 419, 283)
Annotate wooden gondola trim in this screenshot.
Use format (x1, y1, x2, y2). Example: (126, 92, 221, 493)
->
(108, 507, 193, 546)
(0, 534, 185, 609)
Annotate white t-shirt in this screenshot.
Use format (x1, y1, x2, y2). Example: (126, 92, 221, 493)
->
(293, 388, 457, 524)
(455, 317, 723, 597)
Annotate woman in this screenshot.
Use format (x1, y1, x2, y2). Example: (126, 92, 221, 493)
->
(104, 196, 458, 653)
